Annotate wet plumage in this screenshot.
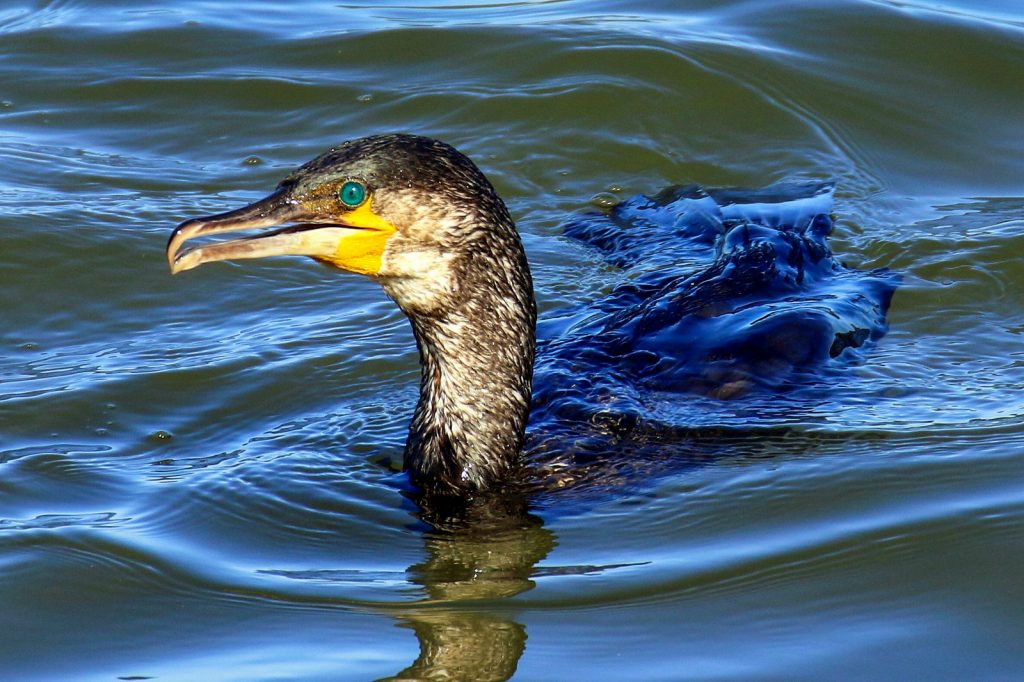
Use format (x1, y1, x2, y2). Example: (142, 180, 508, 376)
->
(167, 134, 897, 496)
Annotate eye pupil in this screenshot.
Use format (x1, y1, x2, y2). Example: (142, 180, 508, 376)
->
(340, 181, 366, 207)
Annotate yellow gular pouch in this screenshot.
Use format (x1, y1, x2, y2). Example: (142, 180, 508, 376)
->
(317, 197, 397, 276)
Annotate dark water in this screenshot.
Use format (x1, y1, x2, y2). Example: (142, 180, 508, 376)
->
(3, 1, 1024, 680)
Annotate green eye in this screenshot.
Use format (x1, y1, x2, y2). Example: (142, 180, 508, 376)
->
(339, 180, 367, 207)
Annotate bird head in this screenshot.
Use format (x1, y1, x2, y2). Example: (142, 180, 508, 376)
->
(167, 134, 519, 315)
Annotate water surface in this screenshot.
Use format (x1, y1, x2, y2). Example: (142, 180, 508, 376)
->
(2, 1, 1024, 680)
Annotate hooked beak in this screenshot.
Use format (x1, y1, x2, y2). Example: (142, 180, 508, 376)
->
(167, 190, 353, 274)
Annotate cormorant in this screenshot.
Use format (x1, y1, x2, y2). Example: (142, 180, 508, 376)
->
(167, 134, 896, 497)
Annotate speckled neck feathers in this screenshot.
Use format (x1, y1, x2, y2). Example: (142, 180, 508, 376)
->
(394, 214, 536, 496)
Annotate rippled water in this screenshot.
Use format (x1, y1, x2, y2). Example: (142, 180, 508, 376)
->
(3, 1, 1024, 680)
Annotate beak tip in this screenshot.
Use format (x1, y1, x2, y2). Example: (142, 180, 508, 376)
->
(166, 246, 181, 274)
(169, 249, 203, 275)
(166, 190, 302, 275)
(166, 218, 206, 274)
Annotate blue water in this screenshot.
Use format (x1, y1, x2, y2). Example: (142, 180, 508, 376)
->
(2, 1, 1024, 680)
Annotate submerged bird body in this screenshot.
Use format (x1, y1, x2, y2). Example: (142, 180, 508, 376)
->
(524, 183, 897, 482)
(167, 134, 896, 496)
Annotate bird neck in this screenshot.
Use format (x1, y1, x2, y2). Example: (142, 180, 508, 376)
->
(401, 239, 537, 495)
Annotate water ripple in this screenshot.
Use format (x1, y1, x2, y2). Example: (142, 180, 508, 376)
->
(3, 0, 1024, 679)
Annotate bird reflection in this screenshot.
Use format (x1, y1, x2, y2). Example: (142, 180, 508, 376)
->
(380, 492, 554, 682)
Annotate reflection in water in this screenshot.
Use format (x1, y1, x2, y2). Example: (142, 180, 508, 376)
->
(381, 493, 555, 682)
(376, 423, 868, 680)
